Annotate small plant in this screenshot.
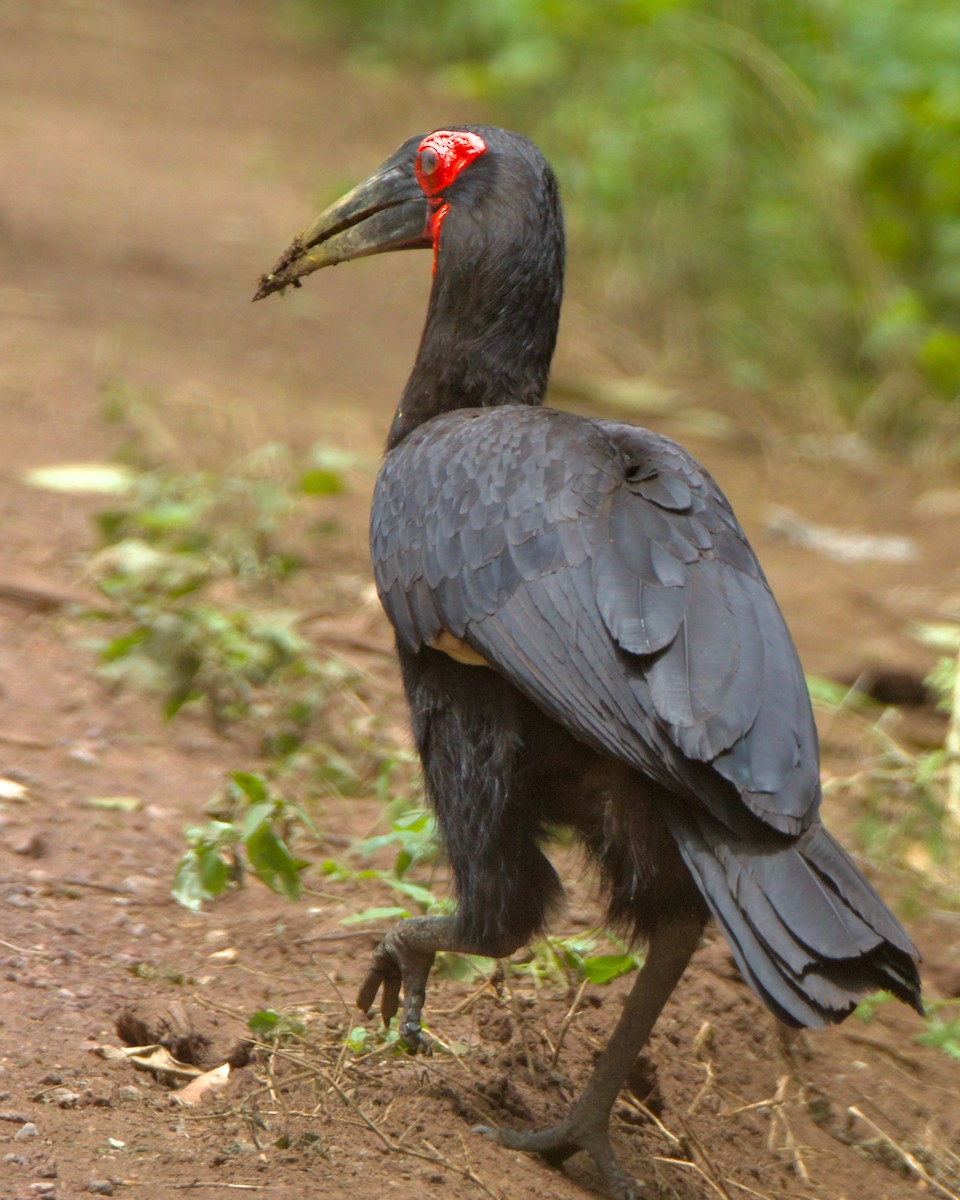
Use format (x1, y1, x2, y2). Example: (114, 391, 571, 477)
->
(915, 1003, 960, 1061)
(914, 621, 960, 837)
(93, 572, 313, 726)
(94, 442, 345, 583)
(853, 991, 894, 1023)
(509, 932, 641, 989)
(248, 1007, 308, 1044)
(172, 772, 314, 911)
(356, 801, 438, 877)
(81, 442, 358, 733)
(811, 641, 958, 883)
(855, 993, 960, 1063)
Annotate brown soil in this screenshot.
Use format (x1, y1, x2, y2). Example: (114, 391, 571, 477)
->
(2, 4, 959, 1200)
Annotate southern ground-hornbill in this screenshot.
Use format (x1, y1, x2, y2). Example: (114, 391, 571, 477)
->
(255, 127, 922, 1197)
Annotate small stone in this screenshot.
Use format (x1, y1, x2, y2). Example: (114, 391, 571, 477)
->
(15, 1122, 38, 1140)
(11, 832, 47, 858)
(0, 1110, 31, 1123)
(49, 1089, 80, 1108)
(121, 875, 156, 896)
(115, 1086, 142, 1103)
(88, 1180, 115, 1195)
(3, 1152, 25, 1164)
(37, 1072, 62, 1086)
(37, 1163, 58, 1179)
(30, 1183, 55, 1196)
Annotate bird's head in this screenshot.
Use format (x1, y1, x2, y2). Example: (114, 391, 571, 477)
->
(253, 126, 563, 301)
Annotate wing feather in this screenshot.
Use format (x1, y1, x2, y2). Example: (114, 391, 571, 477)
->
(371, 406, 820, 833)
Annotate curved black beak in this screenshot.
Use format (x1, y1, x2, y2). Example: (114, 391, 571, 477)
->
(253, 139, 430, 301)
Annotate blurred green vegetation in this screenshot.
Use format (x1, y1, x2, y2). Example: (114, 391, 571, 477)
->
(290, 0, 960, 439)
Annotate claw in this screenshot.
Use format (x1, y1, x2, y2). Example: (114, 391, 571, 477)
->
(472, 1118, 642, 1199)
(355, 917, 446, 1054)
(398, 1019, 433, 1054)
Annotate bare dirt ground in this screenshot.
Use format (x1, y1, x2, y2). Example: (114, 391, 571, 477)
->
(2, 4, 960, 1199)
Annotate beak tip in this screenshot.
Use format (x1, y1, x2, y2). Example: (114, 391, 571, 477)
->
(252, 273, 276, 302)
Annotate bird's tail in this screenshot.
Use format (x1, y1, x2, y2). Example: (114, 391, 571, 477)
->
(665, 811, 922, 1027)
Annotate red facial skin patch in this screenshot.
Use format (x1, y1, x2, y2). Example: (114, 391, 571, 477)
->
(415, 130, 487, 273)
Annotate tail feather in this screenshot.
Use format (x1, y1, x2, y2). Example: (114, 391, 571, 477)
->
(798, 829, 916, 955)
(665, 811, 922, 1028)
(685, 844, 828, 1027)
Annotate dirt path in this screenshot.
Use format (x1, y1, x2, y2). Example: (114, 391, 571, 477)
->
(1, 4, 959, 1200)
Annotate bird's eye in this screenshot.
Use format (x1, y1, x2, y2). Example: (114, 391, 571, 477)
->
(419, 148, 439, 179)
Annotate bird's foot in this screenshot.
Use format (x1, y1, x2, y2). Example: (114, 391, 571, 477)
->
(356, 917, 446, 1053)
(474, 1113, 643, 1200)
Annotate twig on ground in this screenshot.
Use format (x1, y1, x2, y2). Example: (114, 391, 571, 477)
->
(551, 976, 588, 1069)
(769, 1076, 810, 1182)
(653, 1156, 733, 1200)
(317, 1063, 499, 1197)
(726, 1076, 811, 1181)
(687, 1057, 717, 1116)
(847, 1106, 960, 1200)
(621, 1097, 686, 1153)
(0, 937, 47, 955)
(443, 965, 503, 1018)
(669, 1109, 735, 1200)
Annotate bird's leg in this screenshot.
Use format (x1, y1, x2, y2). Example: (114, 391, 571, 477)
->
(477, 914, 703, 1200)
(357, 914, 522, 1052)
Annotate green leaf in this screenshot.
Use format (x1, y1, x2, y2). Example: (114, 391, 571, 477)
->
(231, 771, 270, 805)
(580, 953, 640, 984)
(298, 468, 344, 496)
(198, 847, 230, 896)
(99, 628, 150, 664)
(248, 1009, 281, 1037)
(384, 878, 436, 909)
(184, 818, 238, 851)
(392, 808, 432, 832)
(240, 801, 276, 841)
(344, 1026, 368, 1052)
(245, 825, 304, 900)
(340, 905, 410, 925)
(247, 1007, 306, 1041)
(172, 852, 209, 912)
(435, 952, 494, 982)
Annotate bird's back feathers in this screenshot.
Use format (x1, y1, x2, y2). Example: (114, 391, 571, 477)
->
(372, 403, 922, 1022)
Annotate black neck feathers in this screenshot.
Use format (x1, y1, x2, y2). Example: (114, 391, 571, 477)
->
(387, 151, 564, 450)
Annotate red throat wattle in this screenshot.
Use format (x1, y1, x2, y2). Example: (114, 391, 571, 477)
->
(415, 130, 487, 274)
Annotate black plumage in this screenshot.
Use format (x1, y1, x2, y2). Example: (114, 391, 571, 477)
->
(257, 125, 921, 1198)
